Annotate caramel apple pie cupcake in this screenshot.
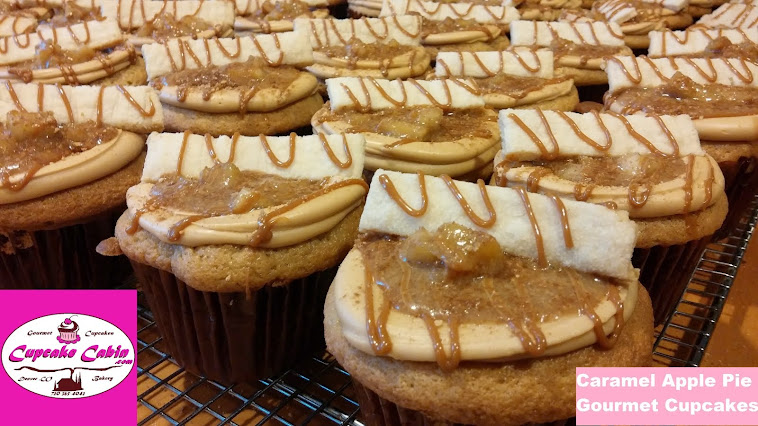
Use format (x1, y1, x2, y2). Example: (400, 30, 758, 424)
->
(493, 109, 726, 324)
(312, 77, 499, 180)
(509, 20, 632, 86)
(232, 0, 330, 34)
(560, 0, 692, 49)
(325, 170, 653, 426)
(142, 32, 321, 135)
(293, 16, 430, 80)
(379, 0, 519, 58)
(110, 131, 367, 383)
(435, 47, 579, 110)
(100, 0, 235, 49)
(0, 19, 145, 85)
(698, 3, 758, 30)
(604, 55, 758, 235)
(0, 83, 162, 289)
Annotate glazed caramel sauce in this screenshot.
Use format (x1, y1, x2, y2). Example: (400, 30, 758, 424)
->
(700, 37, 758, 59)
(550, 38, 631, 64)
(320, 106, 494, 142)
(0, 111, 117, 191)
(358, 223, 622, 370)
(474, 74, 572, 99)
(317, 39, 415, 64)
(134, 13, 215, 41)
(607, 73, 758, 117)
(247, 0, 313, 20)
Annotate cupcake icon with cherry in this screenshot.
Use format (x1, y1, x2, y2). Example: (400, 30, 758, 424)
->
(57, 316, 80, 344)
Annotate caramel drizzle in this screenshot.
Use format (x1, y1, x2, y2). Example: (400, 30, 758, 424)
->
(0, 21, 97, 54)
(683, 154, 695, 214)
(318, 133, 353, 169)
(517, 188, 547, 267)
(536, 20, 624, 46)
(115, 0, 208, 31)
(709, 4, 758, 29)
(164, 35, 275, 73)
(307, 16, 420, 49)
(340, 77, 464, 112)
(398, 0, 510, 21)
(550, 195, 573, 249)
(438, 49, 543, 78)
(378, 172, 428, 216)
(363, 254, 393, 355)
(260, 133, 296, 168)
(441, 176, 497, 228)
(657, 28, 752, 56)
(607, 55, 756, 87)
(484, 277, 547, 357)
(568, 269, 624, 349)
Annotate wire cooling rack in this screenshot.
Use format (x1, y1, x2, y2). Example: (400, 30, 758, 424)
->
(138, 195, 758, 424)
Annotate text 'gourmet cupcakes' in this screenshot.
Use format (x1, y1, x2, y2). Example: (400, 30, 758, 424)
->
(493, 109, 726, 324)
(293, 16, 430, 80)
(312, 77, 499, 180)
(110, 131, 368, 383)
(0, 19, 146, 85)
(0, 83, 163, 289)
(509, 20, 632, 85)
(380, 0, 519, 58)
(325, 170, 653, 426)
(100, 0, 235, 48)
(142, 32, 321, 136)
(232, 0, 331, 33)
(434, 47, 579, 110)
(560, 0, 693, 48)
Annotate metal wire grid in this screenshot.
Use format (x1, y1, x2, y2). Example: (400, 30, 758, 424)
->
(138, 194, 758, 424)
(652, 194, 758, 367)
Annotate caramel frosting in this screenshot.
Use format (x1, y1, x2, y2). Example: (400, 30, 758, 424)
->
(331, 170, 639, 363)
(0, 130, 144, 204)
(699, 4, 758, 29)
(100, 0, 235, 32)
(127, 132, 367, 247)
(142, 32, 314, 80)
(604, 55, 758, 93)
(0, 14, 36, 36)
(0, 20, 123, 66)
(325, 76, 484, 111)
(435, 47, 554, 79)
(380, 0, 519, 25)
(648, 28, 758, 57)
(0, 83, 163, 132)
(510, 20, 626, 47)
(496, 109, 724, 218)
(293, 16, 423, 47)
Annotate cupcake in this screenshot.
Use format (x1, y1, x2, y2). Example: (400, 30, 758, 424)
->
(293, 16, 431, 80)
(560, 0, 693, 49)
(492, 109, 727, 324)
(604, 54, 758, 236)
(57, 317, 80, 343)
(0, 19, 145, 85)
(0, 83, 163, 289)
(109, 132, 368, 384)
(100, 0, 235, 49)
(325, 170, 653, 425)
(141, 32, 322, 136)
(312, 77, 499, 180)
(232, 0, 331, 34)
(509, 20, 632, 86)
(434, 47, 579, 111)
(379, 0, 519, 58)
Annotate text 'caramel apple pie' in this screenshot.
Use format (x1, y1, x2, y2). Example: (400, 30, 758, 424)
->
(142, 31, 322, 136)
(312, 76, 500, 179)
(434, 47, 578, 110)
(293, 15, 431, 79)
(509, 19, 632, 85)
(324, 170, 653, 425)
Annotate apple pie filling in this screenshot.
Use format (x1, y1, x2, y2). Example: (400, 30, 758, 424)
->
(134, 14, 219, 41)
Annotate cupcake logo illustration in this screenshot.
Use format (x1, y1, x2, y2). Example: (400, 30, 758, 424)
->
(1, 313, 134, 399)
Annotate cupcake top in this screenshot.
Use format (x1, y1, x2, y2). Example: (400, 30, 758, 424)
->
(0, 83, 162, 205)
(142, 32, 316, 115)
(332, 170, 638, 368)
(313, 77, 499, 177)
(434, 48, 576, 109)
(58, 317, 78, 332)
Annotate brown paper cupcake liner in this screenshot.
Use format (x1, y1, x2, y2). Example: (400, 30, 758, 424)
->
(352, 381, 570, 426)
(133, 261, 335, 384)
(713, 157, 757, 240)
(632, 236, 711, 325)
(0, 211, 131, 289)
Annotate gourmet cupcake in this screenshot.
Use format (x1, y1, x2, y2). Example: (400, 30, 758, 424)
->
(492, 109, 727, 324)
(0, 19, 145, 85)
(560, 0, 693, 48)
(108, 131, 367, 383)
(0, 83, 163, 289)
(604, 55, 758, 236)
(509, 20, 632, 85)
(231, 0, 330, 34)
(379, 0, 519, 58)
(142, 32, 321, 135)
(312, 77, 499, 180)
(434, 47, 579, 110)
(293, 16, 430, 80)
(100, 0, 235, 49)
(325, 170, 654, 425)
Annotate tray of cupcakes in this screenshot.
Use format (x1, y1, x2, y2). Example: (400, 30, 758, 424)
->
(0, 0, 756, 423)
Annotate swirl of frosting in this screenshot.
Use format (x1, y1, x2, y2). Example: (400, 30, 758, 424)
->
(58, 318, 78, 332)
